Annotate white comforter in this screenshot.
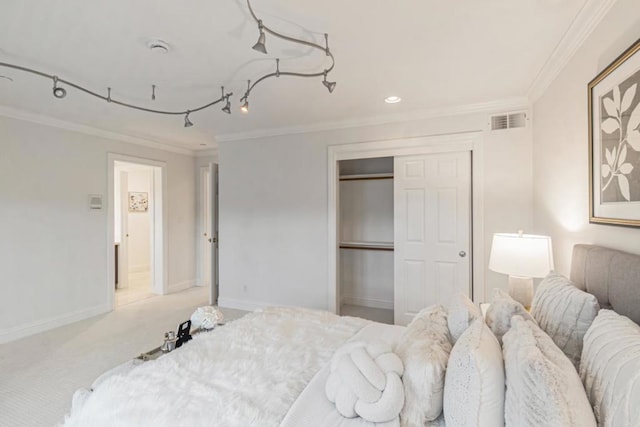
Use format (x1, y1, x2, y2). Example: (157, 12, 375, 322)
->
(63, 307, 368, 427)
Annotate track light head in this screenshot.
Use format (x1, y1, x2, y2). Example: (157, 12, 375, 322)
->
(322, 73, 336, 93)
(252, 20, 267, 54)
(184, 112, 194, 127)
(222, 97, 231, 114)
(240, 100, 249, 114)
(52, 76, 67, 99)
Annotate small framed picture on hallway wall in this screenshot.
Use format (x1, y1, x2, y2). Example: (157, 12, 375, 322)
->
(589, 38, 640, 227)
(129, 192, 149, 212)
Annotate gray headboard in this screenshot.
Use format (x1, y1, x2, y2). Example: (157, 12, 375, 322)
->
(570, 244, 640, 325)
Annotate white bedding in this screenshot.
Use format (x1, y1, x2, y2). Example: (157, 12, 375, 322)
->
(63, 307, 369, 427)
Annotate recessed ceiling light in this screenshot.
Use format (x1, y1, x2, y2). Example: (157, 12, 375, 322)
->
(385, 96, 401, 104)
(147, 39, 170, 54)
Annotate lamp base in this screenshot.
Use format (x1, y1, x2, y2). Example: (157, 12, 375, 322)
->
(508, 276, 533, 310)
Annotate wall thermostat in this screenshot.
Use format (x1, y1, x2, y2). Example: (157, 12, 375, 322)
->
(89, 194, 103, 210)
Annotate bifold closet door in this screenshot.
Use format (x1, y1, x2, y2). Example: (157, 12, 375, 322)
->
(394, 152, 471, 325)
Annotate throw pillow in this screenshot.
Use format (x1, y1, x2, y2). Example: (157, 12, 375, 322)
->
(580, 309, 640, 426)
(530, 272, 599, 368)
(395, 305, 451, 425)
(485, 288, 535, 345)
(503, 316, 596, 427)
(443, 319, 504, 427)
(447, 293, 482, 344)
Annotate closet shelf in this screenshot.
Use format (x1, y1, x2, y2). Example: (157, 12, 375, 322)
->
(339, 241, 394, 251)
(339, 173, 393, 181)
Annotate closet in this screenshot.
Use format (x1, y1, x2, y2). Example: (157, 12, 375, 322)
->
(336, 151, 472, 326)
(338, 157, 394, 324)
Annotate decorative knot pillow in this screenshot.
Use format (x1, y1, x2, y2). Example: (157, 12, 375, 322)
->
(325, 340, 405, 424)
(190, 306, 224, 330)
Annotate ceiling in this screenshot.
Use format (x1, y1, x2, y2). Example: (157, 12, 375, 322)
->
(0, 0, 589, 150)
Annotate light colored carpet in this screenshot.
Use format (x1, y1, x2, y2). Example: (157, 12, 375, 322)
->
(0, 287, 247, 427)
(115, 270, 154, 307)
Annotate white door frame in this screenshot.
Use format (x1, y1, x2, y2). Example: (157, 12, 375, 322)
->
(107, 153, 168, 310)
(327, 132, 485, 314)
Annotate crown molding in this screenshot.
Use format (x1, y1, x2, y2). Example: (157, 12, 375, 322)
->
(0, 104, 196, 156)
(528, 0, 618, 102)
(216, 97, 530, 142)
(195, 148, 219, 158)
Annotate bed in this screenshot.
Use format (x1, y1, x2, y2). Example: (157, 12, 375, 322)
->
(63, 244, 640, 426)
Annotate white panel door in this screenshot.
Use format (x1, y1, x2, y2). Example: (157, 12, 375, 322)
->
(394, 152, 471, 325)
(118, 170, 129, 289)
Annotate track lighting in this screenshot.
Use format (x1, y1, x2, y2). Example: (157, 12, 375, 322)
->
(0, 0, 336, 125)
(184, 111, 193, 127)
(52, 76, 66, 99)
(252, 20, 267, 54)
(322, 72, 336, 93)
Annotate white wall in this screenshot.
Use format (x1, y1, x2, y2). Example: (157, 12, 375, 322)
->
(532, 0, 640, 275)
(218, 112, 534, 311)
(126, 169, 152, 272)
(0, 116, 197, 343)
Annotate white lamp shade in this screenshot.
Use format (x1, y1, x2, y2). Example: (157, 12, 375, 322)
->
(489, 233, 554, 278)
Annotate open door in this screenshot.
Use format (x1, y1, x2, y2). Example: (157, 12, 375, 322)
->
(201, 163, 219, 305)
(118, 170, 129, 289)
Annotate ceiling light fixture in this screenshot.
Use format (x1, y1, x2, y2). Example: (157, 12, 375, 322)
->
(184, 111, 194, 128)
(52, 76, 67, 99)
(0, 0, 335, 127)
(385, 96, 401, 104)
(252, 20, 267, 54)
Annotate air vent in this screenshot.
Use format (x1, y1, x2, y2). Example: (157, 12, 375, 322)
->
(490, 112, 527, 131)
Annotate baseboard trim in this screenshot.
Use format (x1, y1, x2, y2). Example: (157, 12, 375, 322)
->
(167, 280, 195, 294)
(341, 296, 393, 310)
(0, 303, 110, 344)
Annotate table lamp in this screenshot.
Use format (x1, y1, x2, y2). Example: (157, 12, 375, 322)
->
(489, 231, 554, 309)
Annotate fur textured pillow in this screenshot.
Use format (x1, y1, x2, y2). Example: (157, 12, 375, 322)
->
(580, 309, 640, 426)
(443, 319, 504, 427)
(395, 305, 451, 426)
(447, 293, 482, 344)
(503, 316, 596, 427)
(485, 288, 535, 345)
(530, 272, 599, 369)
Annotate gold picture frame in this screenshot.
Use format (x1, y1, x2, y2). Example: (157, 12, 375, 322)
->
(589, 38, 640, 227)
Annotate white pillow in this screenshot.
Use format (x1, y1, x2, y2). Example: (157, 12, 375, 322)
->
(443, 319, 504, 427)
(485, 288, 535, 345)
(580, 309, 640, 426)
(503, 316, 596, 427)
(447, 293, 482, 344)
(530, 272, 599, 368)
(395, 305, 451, 425)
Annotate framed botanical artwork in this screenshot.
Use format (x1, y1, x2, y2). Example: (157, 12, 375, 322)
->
(589, 38, 640, 227)
(129, 192, 149, 212)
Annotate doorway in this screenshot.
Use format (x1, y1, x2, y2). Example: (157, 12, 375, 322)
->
(107, 154, 166, 310)
(199, 163, 219, 305)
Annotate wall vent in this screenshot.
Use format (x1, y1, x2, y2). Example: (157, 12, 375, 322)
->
(490, 112, 527, 131)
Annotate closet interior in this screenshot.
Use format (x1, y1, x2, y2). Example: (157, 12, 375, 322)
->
(338, 157, 394, 324)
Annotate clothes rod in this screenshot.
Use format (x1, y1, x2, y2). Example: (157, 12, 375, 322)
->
(339, 173, 393, 181)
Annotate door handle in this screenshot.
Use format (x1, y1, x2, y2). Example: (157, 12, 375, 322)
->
(459, 251, 467, 258)
(208, 238, 213, 243)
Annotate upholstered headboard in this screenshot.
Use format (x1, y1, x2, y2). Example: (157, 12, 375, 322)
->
(570, 244, 640, 325)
